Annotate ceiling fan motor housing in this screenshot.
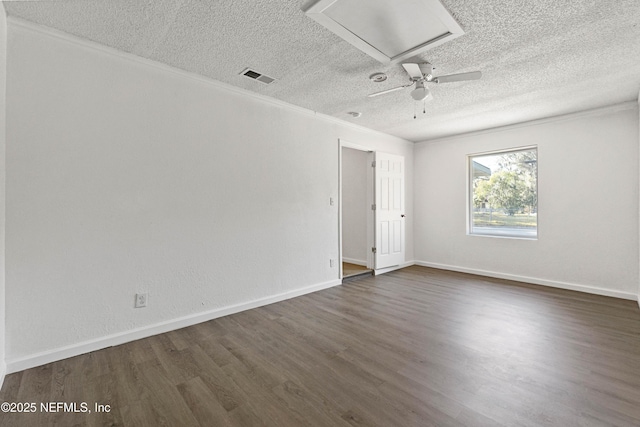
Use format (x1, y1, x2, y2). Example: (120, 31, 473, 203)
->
(419, 63, 434, 81)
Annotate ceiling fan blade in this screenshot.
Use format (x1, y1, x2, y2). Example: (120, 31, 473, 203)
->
(401, 63, 423, 80)
(367, 84, 412, 98)
(433, 71, 482, 83)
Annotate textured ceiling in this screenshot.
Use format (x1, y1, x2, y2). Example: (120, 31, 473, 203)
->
(3, 0, 640, 142)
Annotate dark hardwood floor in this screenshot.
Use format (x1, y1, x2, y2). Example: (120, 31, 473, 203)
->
(2, 266, 640, 426)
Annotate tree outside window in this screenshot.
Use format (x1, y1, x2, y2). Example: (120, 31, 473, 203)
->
(469, 148, 537, 238)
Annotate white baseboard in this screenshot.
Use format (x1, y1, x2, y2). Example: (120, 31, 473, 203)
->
(342, 257, 367, 266)
(6, 279, 341, 374)
(415, 261, 637, 301)
(374, 261, 415, 276)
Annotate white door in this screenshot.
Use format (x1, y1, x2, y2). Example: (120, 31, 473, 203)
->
(374, 152, 405, 269)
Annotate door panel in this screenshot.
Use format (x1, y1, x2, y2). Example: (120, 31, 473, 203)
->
(375, 152, 405, 269)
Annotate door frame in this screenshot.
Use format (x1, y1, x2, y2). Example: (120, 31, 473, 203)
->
(338, 139, 375, 280)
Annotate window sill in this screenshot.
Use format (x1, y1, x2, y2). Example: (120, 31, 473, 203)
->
(469, 227, 537, 240)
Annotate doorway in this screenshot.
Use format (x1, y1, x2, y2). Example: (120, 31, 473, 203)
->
(339, 140, 406, 281)
(340, 142, 374, 281)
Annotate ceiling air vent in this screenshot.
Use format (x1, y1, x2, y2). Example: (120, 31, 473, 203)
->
(239, 68, 276, 85)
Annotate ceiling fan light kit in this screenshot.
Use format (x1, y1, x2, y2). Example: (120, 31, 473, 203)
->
(368, 62, 482, 110)
(410, 82, 432, 101)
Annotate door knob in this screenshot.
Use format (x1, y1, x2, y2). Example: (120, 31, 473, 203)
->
(401, 214, 406, 218)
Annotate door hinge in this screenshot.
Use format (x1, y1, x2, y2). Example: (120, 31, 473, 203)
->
(371, 247, 377, 253)
(371, 204, 376, 210)
(371, 161, 376, 168)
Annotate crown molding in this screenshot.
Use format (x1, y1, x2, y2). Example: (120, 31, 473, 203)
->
(418, 101, 638, 146)
(6, 16, 412, 147)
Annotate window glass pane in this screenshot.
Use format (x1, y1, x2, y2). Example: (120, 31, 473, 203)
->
(470, 148, 537, 238)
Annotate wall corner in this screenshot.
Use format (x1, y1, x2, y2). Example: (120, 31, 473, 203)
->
(0, 0, 7, 389)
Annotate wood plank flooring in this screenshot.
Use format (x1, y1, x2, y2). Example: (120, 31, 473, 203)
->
(2, 266, 640, 426)
(342, 262, 372, 280)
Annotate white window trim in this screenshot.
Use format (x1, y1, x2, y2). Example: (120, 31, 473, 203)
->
(467, 146, 538, 240)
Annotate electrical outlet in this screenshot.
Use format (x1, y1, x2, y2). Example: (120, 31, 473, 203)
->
(135, 293, 148, 308)
(330, 259, 336, 267)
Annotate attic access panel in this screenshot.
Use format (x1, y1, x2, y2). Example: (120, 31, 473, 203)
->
(302, 0, 464, 64)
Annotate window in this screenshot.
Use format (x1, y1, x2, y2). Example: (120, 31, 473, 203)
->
(469, 147, 537, 238)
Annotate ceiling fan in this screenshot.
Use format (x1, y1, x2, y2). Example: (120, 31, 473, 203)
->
(368, 63, 482, 101)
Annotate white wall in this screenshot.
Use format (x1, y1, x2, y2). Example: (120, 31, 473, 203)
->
(415, 104, 639, 299)
(0, 3, 7, 387)
(341, 147, 369, 264)
(4, 20, 414, 371)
